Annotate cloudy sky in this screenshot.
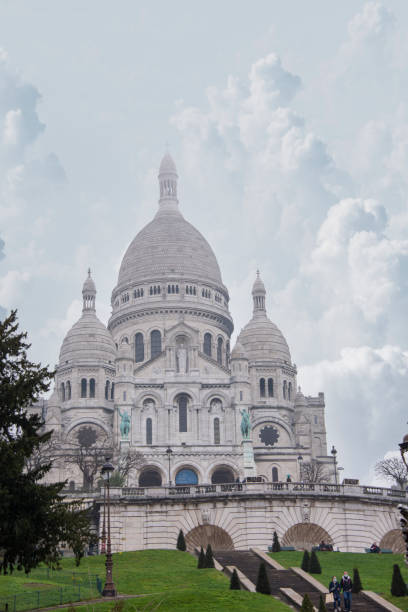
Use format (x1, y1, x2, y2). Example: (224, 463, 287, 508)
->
(1, 1, 408, 483)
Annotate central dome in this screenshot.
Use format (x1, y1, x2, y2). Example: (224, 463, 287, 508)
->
(118, 210, 222, 286)
(117, 154, 223, 288)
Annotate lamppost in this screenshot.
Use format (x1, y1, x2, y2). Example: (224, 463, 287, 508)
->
(331, 445, 338, 486)
(297, 455, 303, 482)
(101, 458, 116, 597)
(166, 447, 173, 486)
(398, 434, 408, 565)
(100, 485, 106, 554)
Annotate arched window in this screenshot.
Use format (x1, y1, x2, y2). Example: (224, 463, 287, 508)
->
(105, 380, 110, 400)
(203, 333, 212, 357)
(89, 378, 96, 398)
(66, 380, 71, 400)
(146, 418, 152, 445)
(217, 337, 223, 365)
(61, 382, 65, 402)
(272, 467, 279, 482)
(214, 418, 220, 444)
(81, 378, 87, 398)
(150, 330, 162, 358)
(211, 467, 235, 484)
(110, 382, 115, 400)
(283, 380, 287, 399)
(226, 341, 230, 366)
(139, 469, 162, 487)
(175, 468, 198, 485)
(135, 333, 144, 363)
(288, 382, 292, 400)
(260, 378, 266, 398)
(268, 378, 274, 397)
(178, 394, 188, 432)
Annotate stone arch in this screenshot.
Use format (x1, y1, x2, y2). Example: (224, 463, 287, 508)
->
(252, 416, 296, 446)
(210, 464, 236, 484)
(380, 529, 405, 553)
(282, 523, 333, 551)
(185, 525, 234, 551)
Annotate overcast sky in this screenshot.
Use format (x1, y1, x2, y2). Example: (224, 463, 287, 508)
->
(1, 1, 408, 483)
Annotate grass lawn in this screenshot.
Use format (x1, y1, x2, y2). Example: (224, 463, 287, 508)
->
(0, 550, 291, 611)
(270, 550, 408, 611)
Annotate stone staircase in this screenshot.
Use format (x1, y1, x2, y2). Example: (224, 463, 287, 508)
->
(214, 550, 390, 610)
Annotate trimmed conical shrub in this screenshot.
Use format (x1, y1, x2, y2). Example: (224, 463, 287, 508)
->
(205, 544, 215, 568)
(301, 550, 310, 572)
(300, 593, 314, 611)
(256, 562, 271, 595)
(352, 567, 363, 593)
(176, 529, 186, 551)
(197, 546, 205, 569)
(230, 568, 241, 590)
(318, 593, 326, 611)
(309, 549, 322, 574)
(391, 563, 407, 596)
(272, 530, 281, 552)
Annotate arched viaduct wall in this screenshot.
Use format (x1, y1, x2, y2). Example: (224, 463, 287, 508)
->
(89, 484, 404, 554)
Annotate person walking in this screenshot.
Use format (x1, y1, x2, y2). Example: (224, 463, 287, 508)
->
(340, 570, 353, 611)
(328, 575, 341, 611)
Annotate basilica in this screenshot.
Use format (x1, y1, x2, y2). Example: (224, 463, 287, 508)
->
(40, 154, 333, 488)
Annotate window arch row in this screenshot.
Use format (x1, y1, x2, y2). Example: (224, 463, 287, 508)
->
(80, 377, 96, 399)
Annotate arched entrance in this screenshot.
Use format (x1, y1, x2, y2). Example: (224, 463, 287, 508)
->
(211, 467, 235, 484)
(282, 523, 333, 551)
(380, 529, 405, 553)
(185, 525, 234, 551)
(175, 468, 198, 485)
(139, 469, 162, 487)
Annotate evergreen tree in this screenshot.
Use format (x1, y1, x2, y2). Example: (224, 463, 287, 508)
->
(0, 311, 95, 574)
(391, 564, 407, 597)
(301, 550, 310, 572)
(318, 593, 326, 611)
(272, 530, 281, 553)
(229, 568, 240, 590)
(205, 544, 215, 568)
(197, 547, 205, 569)
(300, 593, 314, 611)
(255, 562, 271, 595)
(352, 567, 363, 593)
(176, 529, 186, 551)
(309, 550, 322, 574)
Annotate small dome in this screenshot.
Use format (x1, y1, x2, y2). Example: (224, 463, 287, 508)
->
(237, 317, 291, 363)
(82, 268, 96, 293)
(295, 386, 307, 407)
(252, 270, 266, 295)
(59, 313, 116, 365)
(159, 153, 177, 176)
(231, 341, 248, 360)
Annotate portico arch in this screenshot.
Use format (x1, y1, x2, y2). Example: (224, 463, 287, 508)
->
(282, 522, 333, 551)
(185, 525, 234, 551)
(380, 529, 405, 553)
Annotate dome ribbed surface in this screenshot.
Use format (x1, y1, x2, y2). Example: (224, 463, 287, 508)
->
(117, 210, 223, 287)
(59, 312, 116, 364)
(237, 316, 291, 363)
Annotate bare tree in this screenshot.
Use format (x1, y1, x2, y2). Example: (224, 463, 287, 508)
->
(65, 426, 112, 491)
(375, 457, 407, 490)
(115, 449, 145, 485)
(301, 460, 330, 484)
(25, 434, 61, 472)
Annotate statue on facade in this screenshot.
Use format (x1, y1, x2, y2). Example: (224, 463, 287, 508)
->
(240, 408, 251, 440)
(176, 343, 187, 373)
(118, 408, 130, 439)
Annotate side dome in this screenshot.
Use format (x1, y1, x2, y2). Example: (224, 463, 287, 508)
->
(231, 341, 248, 360)
(116, 153, 223, 288)
(59, 272, 116, 365)
(237, 272, 291, 363)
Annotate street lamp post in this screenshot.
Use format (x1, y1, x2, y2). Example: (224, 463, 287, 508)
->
(101, 458, 116, 597)
(331, 445, 338, 486)
(398, 434, 408, 565)
(100, 485, 106, 554)
(297, 455, 303, 482)
(166, 447, 173, 486)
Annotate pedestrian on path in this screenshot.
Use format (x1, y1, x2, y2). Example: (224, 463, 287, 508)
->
(340, 570, 353, 611)
(328, 575, 341, 611)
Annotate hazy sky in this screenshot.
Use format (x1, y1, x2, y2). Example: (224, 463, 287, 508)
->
(1, 1, 408, 482)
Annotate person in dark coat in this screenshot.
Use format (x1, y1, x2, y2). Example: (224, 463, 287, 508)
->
(328, 576, 341, 611)
(340, 571, 353, 612)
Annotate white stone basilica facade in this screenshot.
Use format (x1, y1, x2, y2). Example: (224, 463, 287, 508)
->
(41, 154, 333, 489)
